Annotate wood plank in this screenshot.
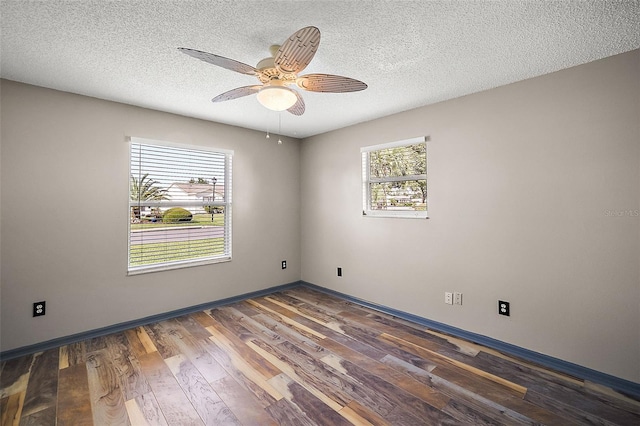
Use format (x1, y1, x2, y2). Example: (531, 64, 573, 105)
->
(248, 340, 347, 412)
(164, 354, 240, 425)
(210, 375, 278, 426)
(152, 319, 228, 384)
(104, 333, 151, 401)
(58, 346, 70, 370)
(290, 313, 390, 361)
(525, 389, 638, 426)
(320, 352, 452, 416)
(191, 310, 219, 329)
(57, 363, 93, 426)
(1, 392, 24, 426)
(200, 335, 279, 409)
(246, 299, 328, 339)
(143, 322, 182, 359)
(264, 397, 317, 426)
(264, 295, 346, 334)
(205, 327, 283, 403)
(20, 349, 58, 420)
(272, 339, 396, 417)
(211, 306, 284, 347)
(19, 406, 56, 426)
(85, 349, 130, 425)
(204, 319, 281, 379)
(342, 400, 390, 426)
(124, 328, 155, 358)
(441, 397, 523, 426)
(379, 332, 527, 395)
(318, 351, 453, 423)
(125, 392, 169, 426)
(473, 351, 640, 425)
(250, 312, 328, 359)
(228, 300, 266, 317)
(267, 373, 352, 426)
(64, 341, 87, 368)
(175, 314, 215, 341)
(380, 354, 539, 425)
(0, 355, 33, 398)
(137, 351, 204, 426)
(270, 292, 340, 322)
(281, 288, 351, 315)
(85, 336, 108, 353)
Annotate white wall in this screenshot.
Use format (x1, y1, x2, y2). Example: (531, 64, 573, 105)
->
(0, 80, 301, 352)
(300, 50, 640, 383)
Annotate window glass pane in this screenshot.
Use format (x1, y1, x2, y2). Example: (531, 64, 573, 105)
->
(369, 143, 426, 178)
(369, 181, 427, 211)
(130, 205, 226, 267)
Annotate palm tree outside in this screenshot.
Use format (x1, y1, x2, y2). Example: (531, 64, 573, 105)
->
(130, 173, 169, 220)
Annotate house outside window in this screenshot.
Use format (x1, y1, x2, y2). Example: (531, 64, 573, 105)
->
(361, 136, 428, 218)
(129, 137, 232, 274)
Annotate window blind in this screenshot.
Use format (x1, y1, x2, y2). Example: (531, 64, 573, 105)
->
(129, 137, 232, 273)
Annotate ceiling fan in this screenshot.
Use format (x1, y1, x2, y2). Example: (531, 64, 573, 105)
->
(178, 26, 367, 116)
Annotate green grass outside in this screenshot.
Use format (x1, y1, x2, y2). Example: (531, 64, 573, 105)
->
(129, 237, 225, 266)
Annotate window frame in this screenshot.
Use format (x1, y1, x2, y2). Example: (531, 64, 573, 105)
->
(127, 137, 233, 275)
(361, 136, 428, 219)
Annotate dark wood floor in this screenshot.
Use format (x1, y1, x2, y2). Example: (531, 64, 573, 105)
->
(1, 287, 639, 425)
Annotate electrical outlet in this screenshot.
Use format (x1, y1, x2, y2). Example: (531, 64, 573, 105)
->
(33, 301, 46, 317)
(337, 267, 342, 277)
(281, 260, 287, 269)
(499, 300, 510, 316)
(454, 292, 463, 305)
(445, 292, 453, 305)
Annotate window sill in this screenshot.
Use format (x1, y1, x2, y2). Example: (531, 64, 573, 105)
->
(363, 211, 429, 219)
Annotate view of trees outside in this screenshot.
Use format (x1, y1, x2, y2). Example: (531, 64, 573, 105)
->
(130, 173, 169, 220)
(368, 143, 426, 211)
(129, 174, 225, 267)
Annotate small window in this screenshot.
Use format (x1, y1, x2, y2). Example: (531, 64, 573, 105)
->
(129, 137, 232, 274)
(361, 136, 428, 218)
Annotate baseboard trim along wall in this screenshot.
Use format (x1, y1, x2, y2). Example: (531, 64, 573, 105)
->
(2, 280, 638, 399)
(0, 281, 301, 362)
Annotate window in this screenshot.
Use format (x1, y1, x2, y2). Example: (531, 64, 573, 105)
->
(361, 136, 428, 218)
(128, 137, 232, 274)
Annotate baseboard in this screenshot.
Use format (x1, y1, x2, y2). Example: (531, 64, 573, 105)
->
(3, 279, 638, 400)
(0, 281, 300, 362)
(300, 281, 640, 400)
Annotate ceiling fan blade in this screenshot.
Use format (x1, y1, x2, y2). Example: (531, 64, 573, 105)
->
(287, 91, 305, 116)
(296, 74, 368, 93)
(179, 47, 259, 76)
(212, 85, 262, 103)
(275, 26, 320, 74)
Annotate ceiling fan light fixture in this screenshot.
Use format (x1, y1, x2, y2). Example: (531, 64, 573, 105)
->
(256, 85, 297, 111)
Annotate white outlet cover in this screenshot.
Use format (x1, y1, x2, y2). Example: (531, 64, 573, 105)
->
(454, 292, 462, 305)
(445, 292, 453, 305)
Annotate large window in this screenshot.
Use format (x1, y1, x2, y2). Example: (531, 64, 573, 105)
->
(128, 137, 232, 274)
(361, 136, 428, 218)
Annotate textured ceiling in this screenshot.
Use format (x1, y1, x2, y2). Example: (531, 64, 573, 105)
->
(1, 1, 639, 138)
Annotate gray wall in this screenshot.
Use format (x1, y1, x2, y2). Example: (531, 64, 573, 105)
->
(300, 50, 640, 383)
(2, 50, 639, 384)
(0, 80, 301, 351)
